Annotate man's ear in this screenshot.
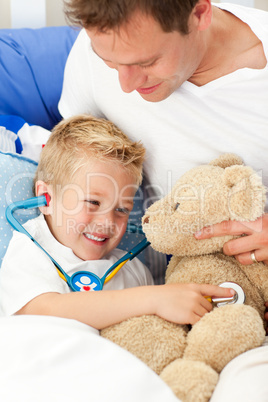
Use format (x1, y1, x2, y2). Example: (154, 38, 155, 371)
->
(193, 0, 212, 31)
(35, 180, 53, 215)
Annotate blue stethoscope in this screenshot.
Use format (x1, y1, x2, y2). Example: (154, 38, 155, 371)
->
(6, 195, 150, 292)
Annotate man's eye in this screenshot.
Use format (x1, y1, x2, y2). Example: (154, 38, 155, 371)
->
(140, 63, 154, 69)
(140, 60, 157, 69)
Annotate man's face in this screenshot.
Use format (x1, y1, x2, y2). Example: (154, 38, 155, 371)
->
(86, 10, 206, 102)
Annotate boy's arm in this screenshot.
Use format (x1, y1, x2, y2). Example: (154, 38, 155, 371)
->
(16, 283, 235, 330)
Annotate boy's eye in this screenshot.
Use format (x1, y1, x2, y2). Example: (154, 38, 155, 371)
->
(175, 203, 180, 211)
(86, 200, 100, 207)
(116, 207, 130, 215)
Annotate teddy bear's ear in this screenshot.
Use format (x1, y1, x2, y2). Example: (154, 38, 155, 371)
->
(223, 165, 266, 221)
(223, 165, 255, 187)
(209, 153, 244, 168)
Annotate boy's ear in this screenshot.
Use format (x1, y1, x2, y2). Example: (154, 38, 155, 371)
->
(35, 181, 53, 215)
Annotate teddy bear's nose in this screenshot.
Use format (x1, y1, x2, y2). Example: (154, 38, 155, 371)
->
(143, 216, 150, 224)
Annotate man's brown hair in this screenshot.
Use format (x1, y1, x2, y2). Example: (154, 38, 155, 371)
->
(64, 0, 199, 35)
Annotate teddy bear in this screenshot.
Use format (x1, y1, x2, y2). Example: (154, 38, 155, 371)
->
(101, 154, 268, 402)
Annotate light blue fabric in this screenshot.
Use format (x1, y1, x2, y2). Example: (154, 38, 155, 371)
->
(0, 128, 17, 154)
(0, 152, 39, 264)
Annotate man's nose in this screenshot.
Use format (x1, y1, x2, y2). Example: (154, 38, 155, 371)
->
(117, 65, 147, 93)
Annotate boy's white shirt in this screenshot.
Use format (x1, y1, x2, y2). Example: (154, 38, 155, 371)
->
(0, 214, 153, 326)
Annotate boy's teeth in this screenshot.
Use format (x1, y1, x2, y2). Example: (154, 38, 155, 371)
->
(84, 233, 106, 242)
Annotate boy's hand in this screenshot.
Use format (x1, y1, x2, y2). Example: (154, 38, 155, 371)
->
(154, 283, 235, 325)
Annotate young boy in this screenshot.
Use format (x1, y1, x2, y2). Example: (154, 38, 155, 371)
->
(0, 115, 234, 332)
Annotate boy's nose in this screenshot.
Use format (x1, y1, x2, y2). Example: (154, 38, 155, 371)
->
(117, 65, 147, 93)
(94, 210, 116, 229)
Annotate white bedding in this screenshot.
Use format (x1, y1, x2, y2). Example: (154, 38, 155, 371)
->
(0, 315, 179, 402)
(211, 339, 268, 402)
(1, 315, 268, 401)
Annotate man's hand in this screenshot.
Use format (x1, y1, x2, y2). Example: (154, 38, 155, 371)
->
(195, 214, 268, 265)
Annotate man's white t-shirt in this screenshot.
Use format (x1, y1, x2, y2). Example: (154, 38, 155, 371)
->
(59, 3, 268, 206)
(0, 214, 153, 319)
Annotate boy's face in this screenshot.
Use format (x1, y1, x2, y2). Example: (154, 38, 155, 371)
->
(45, 160, 137, 261)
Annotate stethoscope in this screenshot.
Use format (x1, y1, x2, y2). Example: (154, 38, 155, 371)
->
(5, 195, 246, 304)
(5, 195, 150, 292)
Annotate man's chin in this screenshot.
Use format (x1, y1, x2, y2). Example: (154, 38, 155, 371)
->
(137, 90, 172, 103)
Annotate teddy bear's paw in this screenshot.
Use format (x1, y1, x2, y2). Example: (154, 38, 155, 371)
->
(183, 304, 265, 373)
(101, 315, 188, 374)
(160, 359, 218, 402)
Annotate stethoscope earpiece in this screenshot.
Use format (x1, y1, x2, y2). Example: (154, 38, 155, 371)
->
(43, 193, 51, 206)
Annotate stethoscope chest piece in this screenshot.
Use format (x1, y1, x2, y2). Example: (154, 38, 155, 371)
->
(69, 271, 103, 292)
(211, 282, 246, 307)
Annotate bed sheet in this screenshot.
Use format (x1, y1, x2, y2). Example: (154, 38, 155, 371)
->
(0, 315, 179, 402)
(211, 339, 268, 402)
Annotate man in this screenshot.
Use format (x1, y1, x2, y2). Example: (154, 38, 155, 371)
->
(59, 3, 268, 398)
(60, 0, 268, 267)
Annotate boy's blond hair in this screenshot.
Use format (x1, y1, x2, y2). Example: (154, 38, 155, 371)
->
(34, 115, 145, 190)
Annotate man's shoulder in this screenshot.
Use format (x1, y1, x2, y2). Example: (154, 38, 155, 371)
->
(215, 3, 268, 27)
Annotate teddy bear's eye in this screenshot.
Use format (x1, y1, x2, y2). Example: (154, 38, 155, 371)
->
(175, 203, 180, 211)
